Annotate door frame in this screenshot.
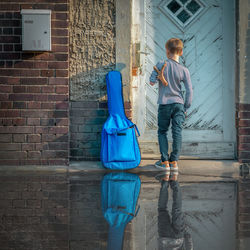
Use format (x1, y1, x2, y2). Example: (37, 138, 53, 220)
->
(129, 0, 237, 159)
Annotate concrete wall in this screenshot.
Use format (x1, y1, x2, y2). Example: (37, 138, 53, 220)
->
(236, 0, 250, 163)
(0, 0, 70, 165)
(69, 0, 115, 160)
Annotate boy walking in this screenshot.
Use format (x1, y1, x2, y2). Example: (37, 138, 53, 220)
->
(149, 38, 193, 171)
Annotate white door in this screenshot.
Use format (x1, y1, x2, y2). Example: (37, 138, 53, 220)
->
(135, 0, 235, 159)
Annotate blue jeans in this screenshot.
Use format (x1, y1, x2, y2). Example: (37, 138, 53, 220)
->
(158, 103, 185, 162)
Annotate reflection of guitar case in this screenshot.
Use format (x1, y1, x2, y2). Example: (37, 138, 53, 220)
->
(101, 172, 141, 250)
(101, 71, 141, 170)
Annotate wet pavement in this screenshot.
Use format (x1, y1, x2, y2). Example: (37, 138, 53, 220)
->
(0, 164, 249, 250)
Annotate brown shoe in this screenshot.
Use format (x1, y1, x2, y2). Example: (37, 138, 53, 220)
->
(155, 160, 170, 171)
(170, 161, 178, 171)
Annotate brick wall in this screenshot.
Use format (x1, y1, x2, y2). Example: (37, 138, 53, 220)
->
(69, 0, 117, 161)
(0, 1, 69, 165)
(237, 104, 250, 163)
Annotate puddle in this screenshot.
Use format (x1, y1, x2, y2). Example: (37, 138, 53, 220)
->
(0, 170, 249, 249)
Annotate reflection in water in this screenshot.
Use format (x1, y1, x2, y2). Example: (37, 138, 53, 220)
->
(156, 173, 193, 250)
(101, 172, 141, 250)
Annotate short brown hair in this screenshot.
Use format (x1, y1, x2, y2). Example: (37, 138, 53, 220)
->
(165, 38, 183, 55)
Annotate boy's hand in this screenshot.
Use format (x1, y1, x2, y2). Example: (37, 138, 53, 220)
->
(150, 82, 155, 86)
(184, 111, 187, 118)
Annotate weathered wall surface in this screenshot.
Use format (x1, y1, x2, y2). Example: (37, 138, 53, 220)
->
(236, 0, 250, 163)
(69, 0, 115, 160)
(0, 0, 69, 165)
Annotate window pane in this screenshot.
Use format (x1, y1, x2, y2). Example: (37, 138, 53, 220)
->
(167, 0, 181, 14)
(177, 9, 191, 23)
(186, 0, 201, 14)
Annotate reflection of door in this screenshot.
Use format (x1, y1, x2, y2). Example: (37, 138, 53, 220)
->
(137, 0, 235, 159)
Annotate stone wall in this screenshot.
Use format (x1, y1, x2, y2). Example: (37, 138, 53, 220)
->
(69, 0, 115, 160)
(0, 0, 70, 165)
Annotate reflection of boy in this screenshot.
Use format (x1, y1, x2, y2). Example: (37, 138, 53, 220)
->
(158, 179, 193, 250)
(149, 38, 193, 171)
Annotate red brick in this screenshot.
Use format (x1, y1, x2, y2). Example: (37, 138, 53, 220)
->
(239, 119, 250, 127)
(0, 126, 33, 134)
(21, 110, 53, 118)
(42, 86, 55, 93)
(0, 85, 12, 92)
(27, 86, 41, 93)
(0, 36, 20, 43)
(22, 143, 35, 151)
(27, 101, 41, 109)
(48, 126, 68, 134)
(53, 54, 68, 61)
(239, 112, 250, 119)
(0, 52, 20, 60)
(12, 118, 26, 126)
(55, 102, 68, 109)
(33, 52, 50, 61)
(14, 61, 34, 68)
(28, 151, 41, 159)
(239, 103, 250, 110)
(0, 143, 21, 151)
(35, 142, 48, 151)
(54, 4, 68, 11)
(35, 126, 49, 134)
(239, 135, 250, 143)
(41, 150, 56, 158)
(27, 118, 40, 126)
(0, 93, 9, 100)
(41, 102, 54, 109)
(33, 94, 48, 101)
(0, 151, 27, 159)
(51, 12, 68, 20)
(9, 93, 34, 101)
(33, 61, 48, 69)
(40, 70, 54, 77)
(238, 143, 250, 151)
(0, 118, 12, 126)
(48, 94, 68, 101)
(13, 101, 26, 109)
(238, 152, 250, 159)
(3, 44, 14, 51)
(48, 61, 68, 69)
(0, 101, 12, 109)
(13, 134, 26, 143)
(0, 4, 19, 11)
(55, 118, 68, 126)
(49, 77, 68, 85)
(239, 128, 250, 135)
(52, 37, 68, 45)
(13, 85, 26, 93)
(48, 142, 68, 150)
(51, 20, 68, 28)
(4, 110, 20, 117)
(55, 86, 68, 94)
(40, 118, 55, 126)
(20, 78, 47, 85)
(51, 29, 68, 36)
(0, 77, 20, 85)
(52, 45, 68, 53)
(0, 134, 12, 142)
(27, 134, 41, 143)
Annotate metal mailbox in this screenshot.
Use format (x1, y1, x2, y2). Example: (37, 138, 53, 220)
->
(21, 9, 51, 51)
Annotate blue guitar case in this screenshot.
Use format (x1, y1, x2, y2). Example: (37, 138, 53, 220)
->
(101, 172, 141, 250)
(100, 71, 141, 169)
